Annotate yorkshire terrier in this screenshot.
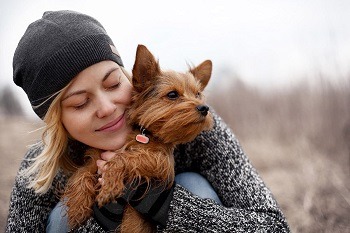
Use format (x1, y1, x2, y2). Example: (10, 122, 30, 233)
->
(63, 44, 213, 232)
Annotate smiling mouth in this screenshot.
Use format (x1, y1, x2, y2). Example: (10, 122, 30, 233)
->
(96, 112, 125, 132)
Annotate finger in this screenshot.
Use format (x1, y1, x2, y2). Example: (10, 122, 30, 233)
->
(100, 151, 116, 161)
(96, 159, 106, 168)
(98, 177, 105, 185)
(96, 159, 107, 174)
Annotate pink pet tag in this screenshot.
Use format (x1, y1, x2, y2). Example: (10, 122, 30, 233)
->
(136, 134, 149, 144)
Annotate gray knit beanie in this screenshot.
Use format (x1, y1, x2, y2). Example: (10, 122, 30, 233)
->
(13, 10, 123, 118)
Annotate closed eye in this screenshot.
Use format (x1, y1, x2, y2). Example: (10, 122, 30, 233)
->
(106, 82, 121, 90)
(74, 99, 90, 110)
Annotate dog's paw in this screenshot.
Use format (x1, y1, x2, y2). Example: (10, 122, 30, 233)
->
(96, 183, 121, 207)
(96, 192, 110, 207)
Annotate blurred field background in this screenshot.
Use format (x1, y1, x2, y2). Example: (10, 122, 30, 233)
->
(208, 77, 350, 232)
(0, 76, 349, 232)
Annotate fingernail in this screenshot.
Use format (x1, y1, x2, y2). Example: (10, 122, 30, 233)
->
(98, 177, 104, 185)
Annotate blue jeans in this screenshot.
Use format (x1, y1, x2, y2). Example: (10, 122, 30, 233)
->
(46, 172, 221, 232)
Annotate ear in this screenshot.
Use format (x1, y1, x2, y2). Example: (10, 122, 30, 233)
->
(190, 60, 212, 90)
(132, 44, 161, 92)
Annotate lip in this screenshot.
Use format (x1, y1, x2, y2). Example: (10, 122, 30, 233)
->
(96, 112, 125, 132)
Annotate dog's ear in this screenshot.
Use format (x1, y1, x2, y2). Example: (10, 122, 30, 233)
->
(190, 60, 212, 90)
(132, 45, 161, 92)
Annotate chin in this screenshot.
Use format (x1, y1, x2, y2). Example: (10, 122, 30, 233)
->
(103, 138, 126, 151)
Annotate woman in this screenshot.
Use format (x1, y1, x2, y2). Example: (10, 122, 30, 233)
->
(6, 10, 290, 232)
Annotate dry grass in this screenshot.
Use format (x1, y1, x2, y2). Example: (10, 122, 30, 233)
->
(0, 117, 43, 230)
(208, 78, 350, 232)
(1, 78, 349, 232)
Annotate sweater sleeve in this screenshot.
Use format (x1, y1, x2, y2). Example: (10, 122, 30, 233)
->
(5, 144, 59, 232)
(5, 144, 106, 233)
(164, 111, 290, 232)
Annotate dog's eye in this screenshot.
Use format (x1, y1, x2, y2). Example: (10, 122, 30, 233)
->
(196, 92, 202, 98)
(167, 91, 179, 100)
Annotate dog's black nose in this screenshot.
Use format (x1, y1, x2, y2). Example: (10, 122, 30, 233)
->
(196, 105, 209, 116)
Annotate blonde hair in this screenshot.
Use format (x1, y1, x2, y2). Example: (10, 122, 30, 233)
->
(23, 88, 72, 193)
(23, 66, 131, 194)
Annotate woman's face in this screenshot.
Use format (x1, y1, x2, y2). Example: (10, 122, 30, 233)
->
(61, 60, 132, 151)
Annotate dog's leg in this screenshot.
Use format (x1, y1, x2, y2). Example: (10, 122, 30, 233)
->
(96, 155, 127, 207)
(63, 153, 100, 228)
(120, 205, 156, 233)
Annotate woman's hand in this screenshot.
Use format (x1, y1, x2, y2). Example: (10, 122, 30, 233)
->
(95, 150, 175, 228)
(96, 151, 116, 184)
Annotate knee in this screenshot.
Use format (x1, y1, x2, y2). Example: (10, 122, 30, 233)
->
(175, 172, 205, 185)
(175, 172, 222, 204)
(46, 202, 69, 233)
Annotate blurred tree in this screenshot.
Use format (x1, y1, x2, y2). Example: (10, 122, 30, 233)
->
(0, 85, 23, 116)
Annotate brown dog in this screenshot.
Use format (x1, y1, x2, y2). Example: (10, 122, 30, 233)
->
(63, 44, 213, 232)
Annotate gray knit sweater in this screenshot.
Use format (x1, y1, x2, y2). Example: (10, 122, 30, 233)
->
(6, 112, 290, 232)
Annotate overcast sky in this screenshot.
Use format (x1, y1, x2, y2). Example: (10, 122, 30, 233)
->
(1, 0, 349, 116)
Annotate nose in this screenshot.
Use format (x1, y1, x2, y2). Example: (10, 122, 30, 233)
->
(196, 105, 209, 116)
(96, 95, 116, 118)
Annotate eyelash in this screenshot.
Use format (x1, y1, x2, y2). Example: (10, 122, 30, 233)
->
(74, 99, 89, 110)
(106, 75, 122, 91)
(107, 82, 121, 90)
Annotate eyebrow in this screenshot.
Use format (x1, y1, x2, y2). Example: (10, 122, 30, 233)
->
(62, 67, 119, 102)
(102, 67, 119, 82)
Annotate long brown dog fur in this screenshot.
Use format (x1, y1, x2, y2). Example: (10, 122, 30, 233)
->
(62, 44, 213, 232)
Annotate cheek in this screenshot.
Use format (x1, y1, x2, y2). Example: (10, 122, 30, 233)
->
(122, 83, 133, 105)
(61, 110, 90, 139)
